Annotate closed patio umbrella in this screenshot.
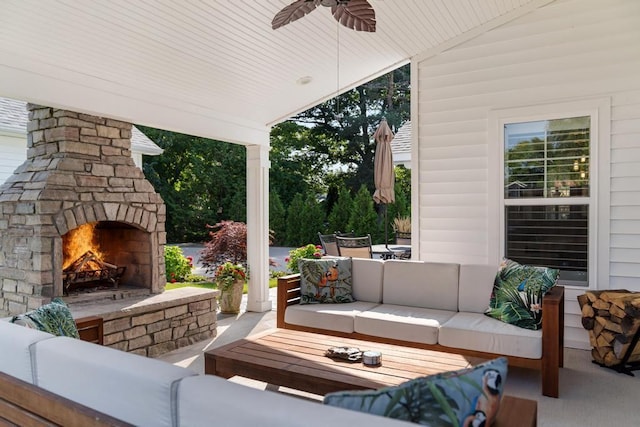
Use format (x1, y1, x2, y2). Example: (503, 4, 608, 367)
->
(373, 118, 395, 248)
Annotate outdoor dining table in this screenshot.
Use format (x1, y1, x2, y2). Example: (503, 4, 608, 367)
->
(371, 244, 411, 260)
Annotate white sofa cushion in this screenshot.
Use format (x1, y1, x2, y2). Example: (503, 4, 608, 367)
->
(382, 260, 460, 311)
(32, 336, 196, 427)
(458, 264, 498, 313)
(352, 257, 384, 303)
(355, 304, 456, 345)
(285, 301, 380, 333)
(0, 320, 53, 384)
(176, 375, 410, 426)
(439, 312, 542, 359)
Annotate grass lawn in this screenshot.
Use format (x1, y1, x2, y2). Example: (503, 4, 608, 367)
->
(166, 277, 278, 293)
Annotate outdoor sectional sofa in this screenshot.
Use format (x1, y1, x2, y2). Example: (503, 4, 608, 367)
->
(0, 319, 414, 426)
(277, 258, 565, 398)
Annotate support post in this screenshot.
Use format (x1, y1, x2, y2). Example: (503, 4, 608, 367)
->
(246, 143, 272, 312)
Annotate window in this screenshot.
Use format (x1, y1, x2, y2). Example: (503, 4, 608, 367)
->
(503, 117, 591, 286)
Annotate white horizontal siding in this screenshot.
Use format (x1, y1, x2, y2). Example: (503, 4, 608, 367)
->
(416, 0, 640, 348)
(0, 133, 26, 184)
(0, 130, 149, 183)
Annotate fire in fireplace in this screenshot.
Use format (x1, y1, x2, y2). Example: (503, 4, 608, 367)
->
(62, 223, 126, 294)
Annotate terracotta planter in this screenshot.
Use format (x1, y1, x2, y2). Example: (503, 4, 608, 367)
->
(219, 279, 244, 314)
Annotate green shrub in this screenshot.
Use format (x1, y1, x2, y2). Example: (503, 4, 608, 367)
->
(286, 244, 322, 273)
(269, 269, 287, 279)
(200, 221, 248, 275)
(185, 274, 208, 282)
(164, 246, 193, 282)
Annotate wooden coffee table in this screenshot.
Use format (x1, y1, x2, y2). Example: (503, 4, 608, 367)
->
(205, 328, 484, 394)
(204, 329, 536, 426)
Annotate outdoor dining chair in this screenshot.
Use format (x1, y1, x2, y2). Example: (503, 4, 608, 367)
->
(335, 234, 373, 259)
(318, 233, 339, 256)
(318, 231, 356, 256)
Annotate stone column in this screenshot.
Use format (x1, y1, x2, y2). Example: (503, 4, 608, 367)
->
(245, 143, 272, 312)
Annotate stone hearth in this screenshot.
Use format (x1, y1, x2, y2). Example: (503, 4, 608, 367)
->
(69, 287, 219, 358)
(0, 105, 166, 316)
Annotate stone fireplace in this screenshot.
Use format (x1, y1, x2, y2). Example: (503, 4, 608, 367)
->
(0, 104, 166, 316)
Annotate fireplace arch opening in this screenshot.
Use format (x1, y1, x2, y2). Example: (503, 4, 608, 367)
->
(61, 221, 154, 295)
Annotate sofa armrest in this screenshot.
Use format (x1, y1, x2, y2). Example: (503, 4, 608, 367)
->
(277, 274, 302, 328)
(541, 285, 564, 397)
(75, 316, 104, 345)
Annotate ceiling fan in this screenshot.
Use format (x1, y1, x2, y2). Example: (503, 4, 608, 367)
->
(272, 0, 376, 32)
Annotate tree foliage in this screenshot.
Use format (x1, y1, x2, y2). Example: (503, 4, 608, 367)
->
(140, 127, 246, 242)
(326, 186, 353, 234)
(141, 64, 411, 245)
(348, 185, 379, 239)
(286, 64, 410, 196)
(269, 192, 287, 245)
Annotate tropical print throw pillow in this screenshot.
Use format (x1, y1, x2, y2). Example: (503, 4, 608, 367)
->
(323, 357, 508, 426)
(485, 258, 559, 330)
(299, 257, 355, 304)
(11, 297, 80, 339)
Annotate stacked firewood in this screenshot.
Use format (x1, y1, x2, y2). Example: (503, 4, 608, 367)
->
(578, 290, 640, 367)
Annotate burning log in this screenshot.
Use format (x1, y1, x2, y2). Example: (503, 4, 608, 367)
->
(62, 251, 125, 294)
(579, 290, 640, 373)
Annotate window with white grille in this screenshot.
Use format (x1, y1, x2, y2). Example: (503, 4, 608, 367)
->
(503, 117, 590, 286)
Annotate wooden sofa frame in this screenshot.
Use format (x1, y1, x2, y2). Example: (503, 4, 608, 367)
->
(0, 371, 130, 427)
(277, 274, 565, 398)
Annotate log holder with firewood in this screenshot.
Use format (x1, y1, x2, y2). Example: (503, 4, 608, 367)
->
(578, 289, 640, 376)
(62, 250, 126, 295)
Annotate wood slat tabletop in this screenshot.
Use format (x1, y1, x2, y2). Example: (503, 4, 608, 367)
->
(205, 328, 484, 394)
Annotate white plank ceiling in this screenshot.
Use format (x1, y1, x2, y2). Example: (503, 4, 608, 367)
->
(0, 0, 546, 145)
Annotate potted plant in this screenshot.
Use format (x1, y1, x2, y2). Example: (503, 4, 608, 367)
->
(393, 216, 411, 245)
(214, 262, 247, 314)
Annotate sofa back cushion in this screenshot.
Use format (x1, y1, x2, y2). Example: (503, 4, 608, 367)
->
(458, 264, 499, 313)
(33, 336, 196, 427)
(352, 258, 384, 303)
(177, 375, 411, 426)
(382, 260, 459, 311)
(0, 320, 53, 384)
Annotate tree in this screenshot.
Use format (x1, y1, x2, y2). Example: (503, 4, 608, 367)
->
(348, 185, 379, 241)
(285, 194, 305, 246)
(269, 192, 287, 245)
(140, 127, 246, 242)
(269, 121, 335, 207)
(327, 186, 353, 234)
(299, 194, 326, 246)
(288, 64, 411, 195)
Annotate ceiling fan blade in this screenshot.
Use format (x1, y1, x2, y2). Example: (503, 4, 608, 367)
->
(332, 0, 376, 32)
(272, 0, 320, 30)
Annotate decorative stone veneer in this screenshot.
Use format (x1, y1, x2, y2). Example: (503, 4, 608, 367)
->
(69, 288, 219, 358)
(0, 104, 166, 316)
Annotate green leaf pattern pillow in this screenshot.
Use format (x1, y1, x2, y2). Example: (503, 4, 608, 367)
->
(485, 258, 559, 330)
(323, 357, 508, 426)
(299, 258, 355, 304)
(11, 297, 80, 339)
